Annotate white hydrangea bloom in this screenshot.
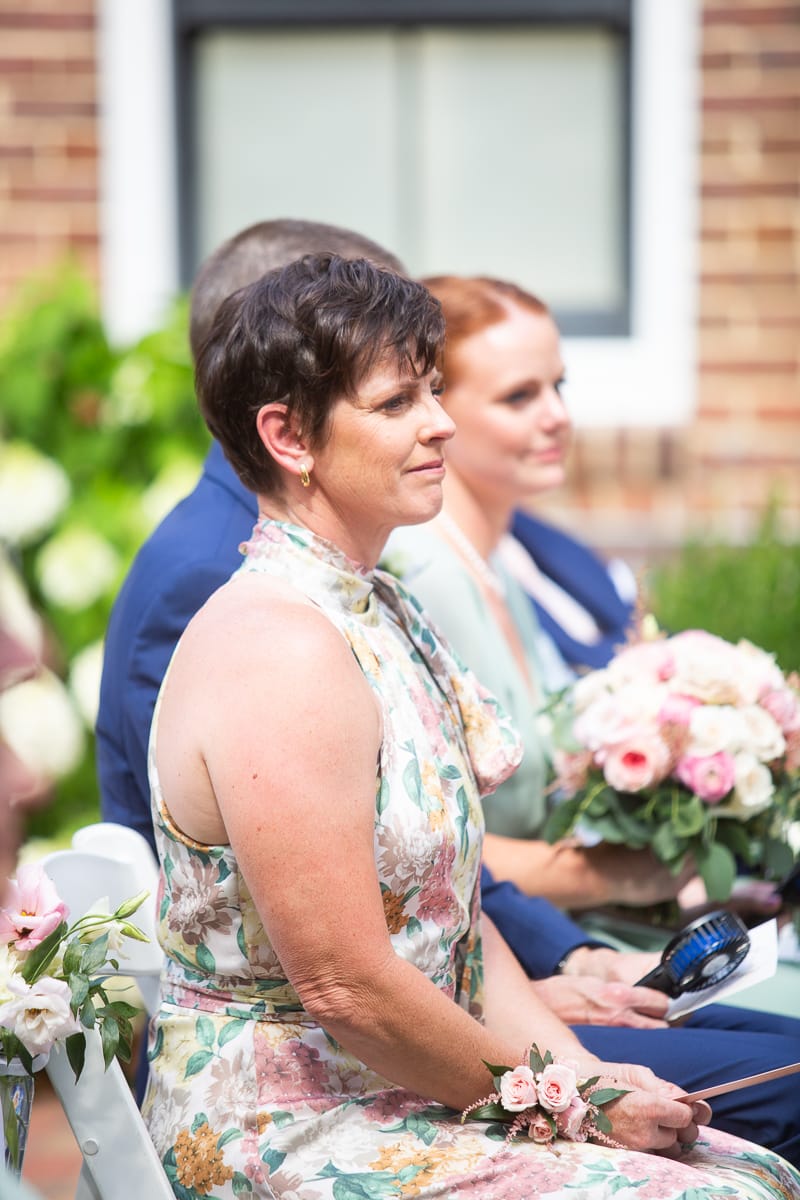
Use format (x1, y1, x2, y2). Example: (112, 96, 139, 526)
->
(140, 457, 201, 531)
(0, 668, 85, 778)
(0, 550, 43, 661)
(69, 639, 105, 729)
(36, 527, 119, 610)
(0, 442, 70, 546)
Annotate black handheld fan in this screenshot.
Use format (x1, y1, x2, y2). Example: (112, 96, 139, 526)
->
(635, 910, 750, 999)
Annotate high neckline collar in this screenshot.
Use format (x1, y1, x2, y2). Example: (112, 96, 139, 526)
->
(240, 518, 375, 616)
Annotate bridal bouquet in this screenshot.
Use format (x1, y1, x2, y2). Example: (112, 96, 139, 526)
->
(543, 629, 800, 900)
(0, 862, 149, 1080)
(461, 1044, 627, 1145)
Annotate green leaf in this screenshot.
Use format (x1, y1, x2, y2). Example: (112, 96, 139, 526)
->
(481, 1059, 512, 1078)
(80, 996, 96, 1029)
(462, 1102, 507, 1122)
(68, 972, 89, 1010)
(195, 943, 215, 973)
(100, 1015, 119, 1070)
(590, 1087, 630, 1106)
(106, 1000, 140, 1020)
(593, 1107, 613, 1134)
(191, 1112, 209, 1133)
(232, 1171, 253, 1195)
(147, 1025, 164, 1062)
(62, 940, 83, 977)
(694, 841, 737, 901)
(529, 1044, 545, 1073)
(196, 1016, 215, 1048)
(79, 932, 110, 974)
(218, 1019, 247, 1048)
(184, 1050, 214, 1079)
(402, 1112, 438, 1146)
(542, 800, 581, 843)
(19, 921, 69, 983)
(65, 1032, 86, 1080)
(217, 1128, 244, 1148)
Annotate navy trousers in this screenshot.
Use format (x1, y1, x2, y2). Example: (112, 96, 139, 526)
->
(575, 1003, 800, 1167)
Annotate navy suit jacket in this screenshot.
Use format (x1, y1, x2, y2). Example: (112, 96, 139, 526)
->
(96, 442, 258, 847)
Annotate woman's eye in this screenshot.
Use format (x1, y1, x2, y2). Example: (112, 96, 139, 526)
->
(381, 395, 409, 413)
(503, 389, 537, 407)
(431, 385, 445, 399)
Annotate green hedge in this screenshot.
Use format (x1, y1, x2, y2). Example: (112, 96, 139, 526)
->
(647, 506, 800, 675)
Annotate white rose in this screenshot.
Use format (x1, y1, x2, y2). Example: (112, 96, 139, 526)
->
(69, 640, 105, 729)
(671, 633, 744, 705)
(0, 975, 80, 1057)
(738, 704, 786, 763)
(717, 752, 774, 818)
(686, 705, 746, 757)
(571, 670, 611, 714)
(0, 668, 85, 778)
(36, 527, 119, 611)
(0, 442, 70, 546)
(735, 639, 784, 702)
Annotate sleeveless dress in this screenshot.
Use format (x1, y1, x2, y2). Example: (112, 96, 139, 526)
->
(142, 519, 800, 1200)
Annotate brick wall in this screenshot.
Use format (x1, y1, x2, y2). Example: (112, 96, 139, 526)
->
(0, 0, 797, 559)
(548, 0, 800, 559)
(0, 0, 99, 305)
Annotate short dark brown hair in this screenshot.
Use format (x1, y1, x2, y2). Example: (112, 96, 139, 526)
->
(422, 275, 549, 389)
(189, 219, 405, 359)
(195, 254, 445, 497)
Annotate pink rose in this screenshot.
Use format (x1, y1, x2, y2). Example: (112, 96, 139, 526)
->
(602, 734, 671, 794)
(0, 864, 68, 951)
(658, 693, 702, 726)
(499, 1065, 539, 1112)
(536, 1062, 578, 1114)
(527, 1111, 555, 1143)
(675, 751, 736, 803)
(556, 1095, 590, 1141)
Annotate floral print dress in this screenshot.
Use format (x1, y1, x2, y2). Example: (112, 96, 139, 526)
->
(143, 520, 800, 1200)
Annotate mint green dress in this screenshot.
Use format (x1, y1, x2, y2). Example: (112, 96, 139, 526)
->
(142, 520, 800, 1199)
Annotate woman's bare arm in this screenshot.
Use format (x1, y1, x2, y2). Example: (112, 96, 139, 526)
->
(483, 832, 695, 908)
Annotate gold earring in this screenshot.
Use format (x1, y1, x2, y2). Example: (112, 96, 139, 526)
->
(299, 463, 311, 488)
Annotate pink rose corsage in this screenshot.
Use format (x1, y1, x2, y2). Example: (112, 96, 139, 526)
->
(461, 1044, 628, 1146)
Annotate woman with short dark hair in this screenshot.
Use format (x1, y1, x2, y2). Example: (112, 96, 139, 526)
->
(142, 255, 798, 1198)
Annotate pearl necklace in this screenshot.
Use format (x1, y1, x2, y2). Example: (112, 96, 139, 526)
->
(438, 513, 506, 598)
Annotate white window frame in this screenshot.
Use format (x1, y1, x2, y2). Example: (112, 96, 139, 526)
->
(98, 0, 700, 427)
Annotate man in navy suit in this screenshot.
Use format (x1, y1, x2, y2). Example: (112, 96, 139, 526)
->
(95, 219, 799, 1164)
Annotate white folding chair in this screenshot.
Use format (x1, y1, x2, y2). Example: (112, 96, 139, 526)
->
(39, 824, 173, 1200)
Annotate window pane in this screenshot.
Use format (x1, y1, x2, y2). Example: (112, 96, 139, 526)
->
(193, 24, 626, 325)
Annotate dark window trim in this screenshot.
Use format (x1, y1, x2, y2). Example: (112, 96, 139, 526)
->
(172, 0, 632, 335)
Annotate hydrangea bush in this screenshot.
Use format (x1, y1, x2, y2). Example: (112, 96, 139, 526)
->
(0, 265, 208, 840)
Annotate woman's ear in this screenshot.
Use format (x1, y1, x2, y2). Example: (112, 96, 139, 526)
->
(255, 403, 314, 482)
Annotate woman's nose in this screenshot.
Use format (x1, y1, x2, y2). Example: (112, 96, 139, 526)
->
(539, 386, 569, 430)
(425, 395, 456, 442)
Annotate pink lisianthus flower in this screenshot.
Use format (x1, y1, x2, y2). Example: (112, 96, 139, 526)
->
(602, 733, 672, 794)
(527, 1111, 555, 1143)
(675, 751, 736, 803)
(0, 863, 68, 951)
(499, 1065, 539, 1112)
(556, 1095, 590, 1141)
(536, 1063, 578, 1114)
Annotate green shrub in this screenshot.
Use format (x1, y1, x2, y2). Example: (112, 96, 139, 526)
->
(0, 264, 209, 841)
(647, 506, 800, 675)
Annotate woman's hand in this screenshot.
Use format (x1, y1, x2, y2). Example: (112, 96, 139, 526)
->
(595, 1061, 711, 1154)
(531, 975, 669, 1029)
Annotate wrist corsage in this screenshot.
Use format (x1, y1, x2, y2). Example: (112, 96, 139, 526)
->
(461, 1044, 628, 1146)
